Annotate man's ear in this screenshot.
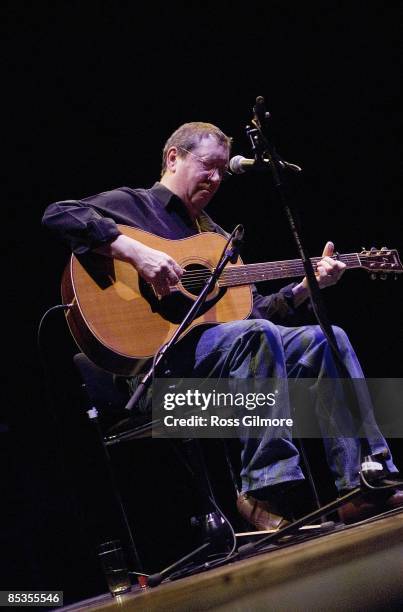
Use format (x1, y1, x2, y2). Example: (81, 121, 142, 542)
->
(166, 146, 178, 172)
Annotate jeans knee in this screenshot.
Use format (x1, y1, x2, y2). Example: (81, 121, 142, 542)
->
(331, 325, 351, 351)
(250, 319, 282, 343)
(309, 325, 350, 350)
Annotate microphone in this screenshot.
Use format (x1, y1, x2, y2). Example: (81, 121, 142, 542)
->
(231, 224, 244, 247)
(229, 155, 302, 175)
(229, 224, 244, 263)
(229, 155, 256, 174)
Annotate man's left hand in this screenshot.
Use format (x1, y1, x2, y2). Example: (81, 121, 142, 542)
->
(292, 241, 346, 306)
(315, 241, 346, 288)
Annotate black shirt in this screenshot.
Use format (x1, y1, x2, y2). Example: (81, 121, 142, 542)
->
(43, 182, 306, 323)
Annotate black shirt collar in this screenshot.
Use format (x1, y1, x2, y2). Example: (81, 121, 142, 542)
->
(149, 181, 218, 233)
(150, 182, 179, 208)
(150, 181, 197, 226)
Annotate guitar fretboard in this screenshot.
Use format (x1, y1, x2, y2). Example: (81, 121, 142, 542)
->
(218, 253, 361, 287)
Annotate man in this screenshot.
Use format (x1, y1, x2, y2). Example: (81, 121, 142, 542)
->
(43, 122, 402, 529)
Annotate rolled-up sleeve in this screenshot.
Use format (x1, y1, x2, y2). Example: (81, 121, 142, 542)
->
(42, 198, 121, 255)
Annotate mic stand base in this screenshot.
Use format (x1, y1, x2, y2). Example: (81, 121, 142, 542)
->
(147, 542, 211, 587)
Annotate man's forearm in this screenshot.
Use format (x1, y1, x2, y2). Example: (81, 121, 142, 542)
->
(94, 234, 142, 265)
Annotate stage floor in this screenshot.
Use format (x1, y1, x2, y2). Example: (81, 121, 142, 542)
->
(60, 509, 403, 611)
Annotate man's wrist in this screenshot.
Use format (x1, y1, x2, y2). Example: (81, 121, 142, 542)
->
(292, 281, 309, 307)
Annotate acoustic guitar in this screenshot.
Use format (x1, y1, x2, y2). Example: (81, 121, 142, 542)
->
(61, 226, 402, 375)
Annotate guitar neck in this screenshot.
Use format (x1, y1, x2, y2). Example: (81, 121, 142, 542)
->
(219, 253, 362, 287)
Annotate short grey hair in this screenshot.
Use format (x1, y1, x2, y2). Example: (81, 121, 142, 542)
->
(161, 122, 232, 176)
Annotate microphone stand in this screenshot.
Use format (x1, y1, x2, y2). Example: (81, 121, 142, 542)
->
(244, 96, 372, 413)
(237, 96, 403, 556)
(246, 96, 344, 362)
(124, 226, 243, 587)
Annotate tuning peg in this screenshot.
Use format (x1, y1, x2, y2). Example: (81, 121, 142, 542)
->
(361, 246, 366, 252)
(380, 274, 387, 280)
(370, 273, 377, 280)
(370, 246, 377, 253)
(381, 247, 388, 251)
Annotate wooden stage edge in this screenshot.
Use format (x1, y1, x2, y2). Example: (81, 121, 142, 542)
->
(61, 510, 403, 611)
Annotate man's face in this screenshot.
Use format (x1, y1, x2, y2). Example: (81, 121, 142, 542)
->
(169, 135, 229, 217)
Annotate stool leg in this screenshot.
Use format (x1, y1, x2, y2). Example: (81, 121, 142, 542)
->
(87, 409, 144, 571)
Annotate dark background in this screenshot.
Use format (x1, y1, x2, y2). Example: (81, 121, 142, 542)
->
(3, 1, 403, 605)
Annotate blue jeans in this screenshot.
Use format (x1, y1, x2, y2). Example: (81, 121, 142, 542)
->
(169, 319, 397, 495)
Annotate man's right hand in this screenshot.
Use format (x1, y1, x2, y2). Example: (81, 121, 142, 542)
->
(130, 241, 184, 296)
(95, 234, 183, 296)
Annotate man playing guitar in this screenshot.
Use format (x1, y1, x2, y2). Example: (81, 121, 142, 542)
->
(43, 121, 403, 529)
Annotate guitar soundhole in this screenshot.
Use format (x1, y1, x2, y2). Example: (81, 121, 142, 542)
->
(181, 264, 214, 296)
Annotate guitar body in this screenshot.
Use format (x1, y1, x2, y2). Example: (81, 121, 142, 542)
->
(62, 226, 253, 375)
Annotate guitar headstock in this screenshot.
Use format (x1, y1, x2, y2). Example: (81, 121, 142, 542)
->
(358, 247, 403, 279)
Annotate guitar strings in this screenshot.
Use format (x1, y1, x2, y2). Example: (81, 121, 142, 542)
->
(178, 254, 362, 288)
(180, 262, 361, 283)
(179, 254, 361, 279)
